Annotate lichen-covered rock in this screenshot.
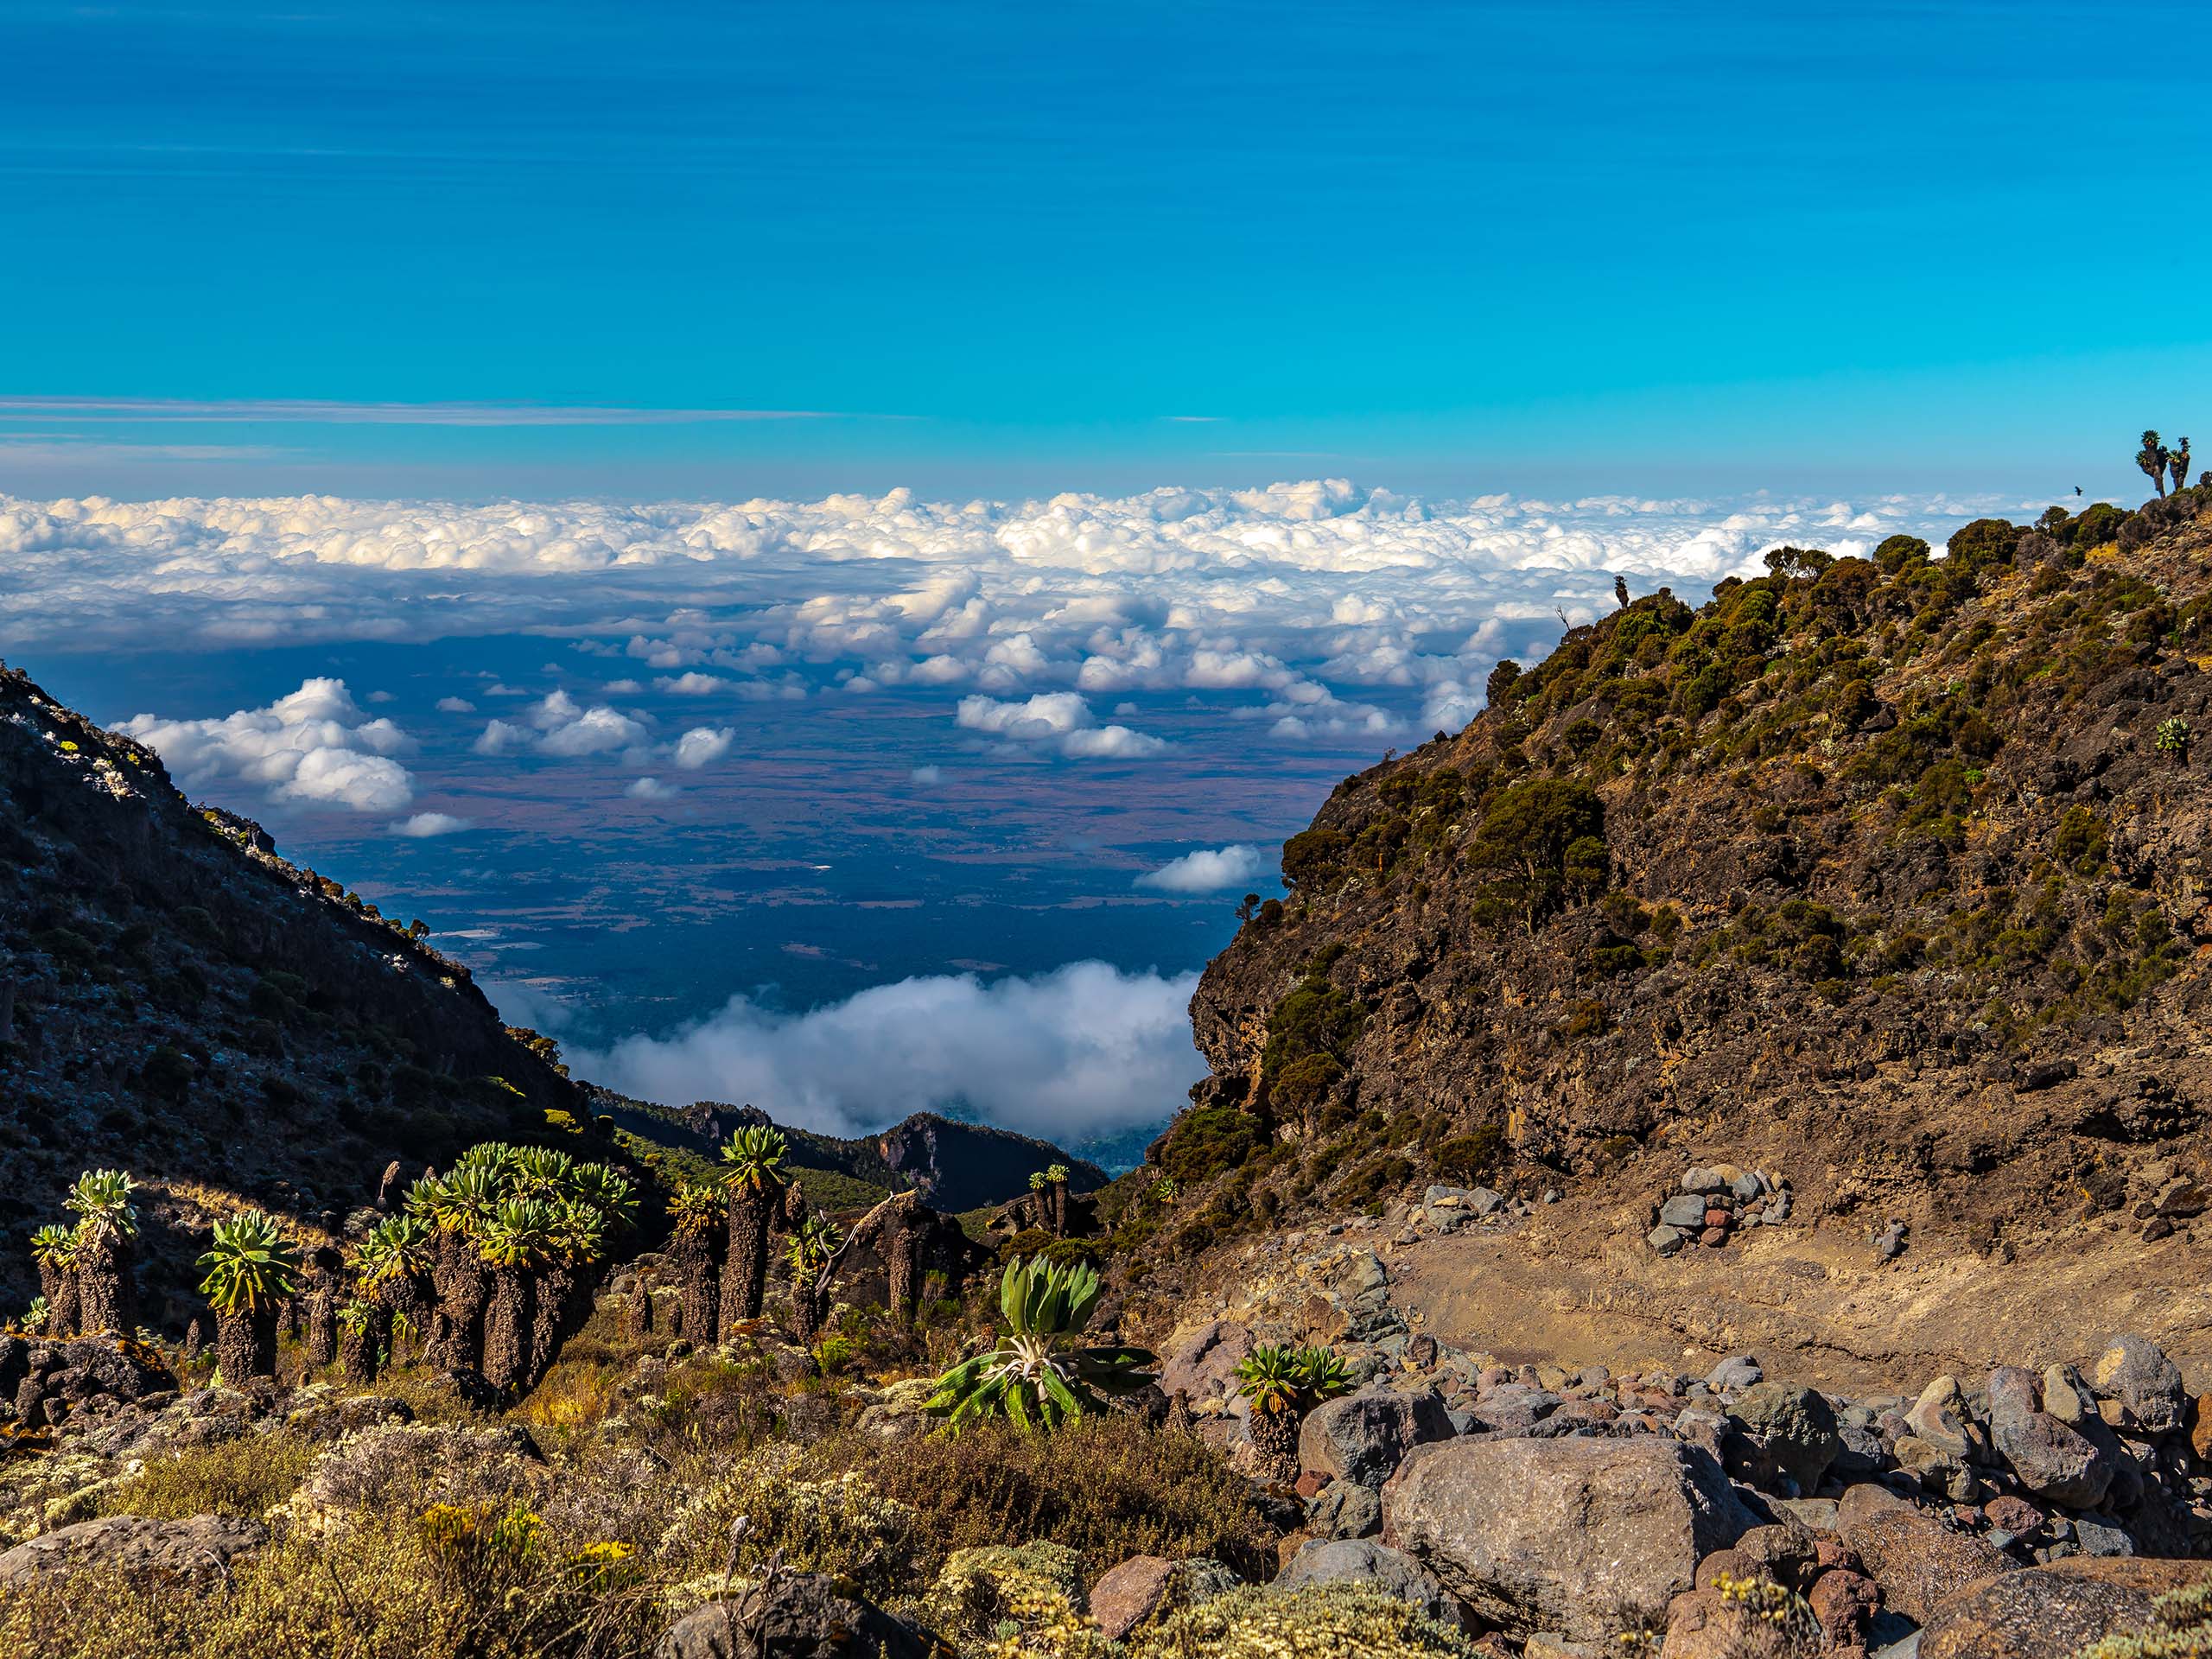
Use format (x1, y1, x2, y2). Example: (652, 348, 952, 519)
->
(1159, 1321, 1254, 1408)
(1727, 1382, 1842, 1495)
(1381, 1436, 1755, 1641)
(0, 1513, 266, 1591)
(1916, 1564, 2168, 1659)
(1273, 1538, 1466, 1630)
(1840, 1506, 2017, 1622)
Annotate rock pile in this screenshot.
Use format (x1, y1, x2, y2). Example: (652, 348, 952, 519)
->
(1645, 1164, 1791, 1255)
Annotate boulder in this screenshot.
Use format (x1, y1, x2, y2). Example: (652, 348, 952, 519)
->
(1986, 1374, 2112, 1510)
(1729, 1382, 1843, 1494)
(654, 1573, 928, 1659)
(1381, 1435, 1755, 1642)
(1807, 1568, 1879, 1645)
(1659, 1196, 1709, 1229)
(1088, 1555, 1174, 1641)
(2091, 1335, 2186, 1433)
(1916, 1564, 2168, 1659)
(1905, 1376, 1974, 1459)
(1272, 1538, 1466, 1630)
(1300, 1384, 1453, 1487)
(0, 1513, 267, 1591)
(1707, 1356, 1763, 1393)
(1840, 1506, 2017, 1622)
(1158, 1321, 1253, 1407)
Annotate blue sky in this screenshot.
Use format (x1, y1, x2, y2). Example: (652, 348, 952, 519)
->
(4, 0, 2209, 499)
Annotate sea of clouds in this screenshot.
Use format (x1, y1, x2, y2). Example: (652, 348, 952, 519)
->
(3, 477, 2031, 1145)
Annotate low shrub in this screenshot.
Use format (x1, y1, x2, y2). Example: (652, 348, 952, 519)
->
(820, 1415, 1273, 1580)
(97, 1429, 319, 1520)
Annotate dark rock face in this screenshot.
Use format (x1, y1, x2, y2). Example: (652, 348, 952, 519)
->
(1380, 1435, 1755, 1641)
(0, 663, 582, 1318)
(652, 1573, 928, 1659)
(869, 1115, 1109, 1213)
(1166, 505, 2212, 1268)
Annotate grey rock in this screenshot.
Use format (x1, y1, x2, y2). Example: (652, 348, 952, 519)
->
(1299, 1384, 1454, 1487)
(1658, 1195, 1708, 1229)
(1707, 1355, 1763, 1392)
(1306, 1478, 1382, 1540)
(1273, 1538, 1467, 1630)
(2074, 1517, 2135, 1557)
(1729, 1172, 1765, 1204)
(1904, 1376, 1973, 1459)
(1380, 1435, 1755, 1642)
(1159, 1320, 1254, 1407)
(1728, 1381, 1843, 1495)
(0, 1514, 267, 1590)
(1986, 1366, 2113, 1510)
(1682, 1166, 1730, 1194)
(1648, 1224, 1686, 1255)
(2090, 1334, 2186, 1434)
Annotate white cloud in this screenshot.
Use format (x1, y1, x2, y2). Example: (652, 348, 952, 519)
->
(391, 811, 472, 837)
(435, 696, 476, 714)
(563, 962, 1205, 1139)
(117, 677, 416, 813)
(473, 718, 529, 756)
(955, 691, 1166, 759)
(0, 481, 2022, 759)
(1135, 843, 1268, 893)
(671, 726, 734, 769)
(625, 776, 679, 800)
(655, 671, 724, 696)
(471, 690, 648, 760)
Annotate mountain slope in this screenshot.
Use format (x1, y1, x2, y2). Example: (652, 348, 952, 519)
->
(0, 662, 580, 1320)
(1137, 486, 2212, 1368)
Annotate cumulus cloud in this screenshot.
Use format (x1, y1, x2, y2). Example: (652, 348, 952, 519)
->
(671, 727, 734, 769)
(472, 690, 647, 760)
(955, 691, 1166, 759)
(391, 811, 472, 836)
(625, 776, 679, 800)
(435, 696, 476, 713)
(655, 672, 724, 695)
(1135, 844, 1268, 893)
(118, 678, 416, 813)
(563, 962, 1205, 1139)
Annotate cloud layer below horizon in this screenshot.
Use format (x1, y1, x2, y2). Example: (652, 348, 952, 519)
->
(0, 480, 2027, 751)
(562, 961, 1204, 1141)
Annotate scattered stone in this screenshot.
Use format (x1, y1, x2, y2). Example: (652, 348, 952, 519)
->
(1299, 1384, 1454, 1487)
(1649, 1225, 1687, 1256)
(1659, 1196, 1709, 1230)
(1874, 1221, 1909, 1261)
(1088, 1554, 1175, 1641)
(1905, 1376, 1974, 1459)
(1707, 1356, 1763, 1393)
(1306, 1478, 1382, 1540)
(1808, 1568, 1880, 1646)
(1381, 1435, 1755, 1642)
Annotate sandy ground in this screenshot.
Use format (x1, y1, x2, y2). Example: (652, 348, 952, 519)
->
(1388, 1208, 2212, 1396)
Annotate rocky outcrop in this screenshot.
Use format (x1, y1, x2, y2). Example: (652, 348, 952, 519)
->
(0, 1513, 266, 1591)
(1381, 1437, 1756, 1641)
(0, 662, 581, 1319)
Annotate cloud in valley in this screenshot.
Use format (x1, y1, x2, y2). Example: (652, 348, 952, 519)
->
(117, 678, 415, 812)
(1135, 844, 1268, 893)
(563, 961, 1205, 1139)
